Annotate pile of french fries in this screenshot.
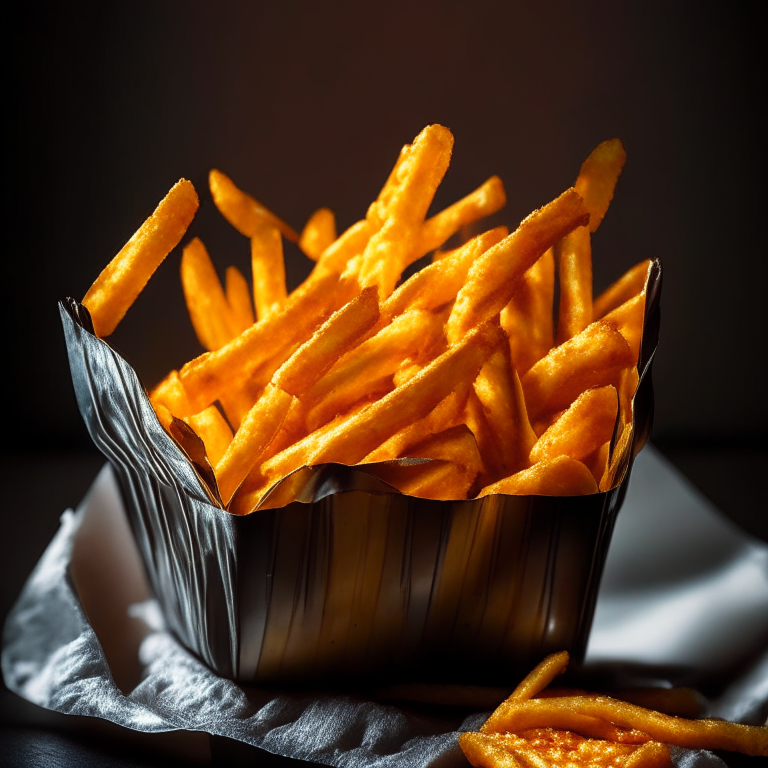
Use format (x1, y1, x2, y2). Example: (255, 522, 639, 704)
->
(82, 125, 652, 513)
(459, 652, 767, 765)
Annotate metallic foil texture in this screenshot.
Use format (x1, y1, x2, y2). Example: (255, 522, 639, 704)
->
(59, 258, 661, 685)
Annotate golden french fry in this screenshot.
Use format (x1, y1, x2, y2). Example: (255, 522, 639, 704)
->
(392, 360, 423, 388)
(612, 688, 706, 720)
(556, 225, 593, 342)
(618, 366, 640, 430)
(521, 319, 634, 423)
(362, 387, 468, 463)
(593, 259, 652, 318)
(83, 179, 199, 337)
(504, 651, 570, 704)
(623, 741, 671, 768)
(209, 168, 299, 242)
(178, 267, 358, 413)
(403, 424, 484, 479)
(303, 308, 445, 432)
(273, 285, 380, 397)
(180, 238, 238, 351)
(183, 405, 233, 466)
(380, 227, 508, 323)
(370, 460, 474, 501)
(604, 293, 646, 362)
(418, 175, 506, 255)
(474, 347, 537, 478)
(479, 456, 598, 497)
(152, 401, 175, 433)
(575, 138, 627, 233)
(149, 370, 194, 416)
(366, 145, 409, 229)
(500, 247, 555, 374)
(446, 188, 589, 345)
(529, 386, 618, 464)
(481, 696, 768, 755)
(358, 125, 454, 297)
(584, 440, 611, 486)
(315, 219, 373, 274)
(299, 207, 337, 261)
(261, 321, 505, 481)
(600, 421, 634, 492)
(214, 384, 294, 505)
(250, 222, 287, 320)
(225, 265, 255, 333)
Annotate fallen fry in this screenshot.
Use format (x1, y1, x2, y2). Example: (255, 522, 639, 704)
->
(83, 179, 199, 337)
(299, 207, 337, 260)
(209, 168, 299, 242)
(446, 188, 589, 344)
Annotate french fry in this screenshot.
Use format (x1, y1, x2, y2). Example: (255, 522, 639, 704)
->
(403, 424, 484, 479)
(180, 238, 238, 351)
(473, 347, 537, 478)
(272, 285, 380, 397)
(418, 175, 507, 254)
(618, 366, 640, 429)
(209, 168, 299, 242)
(261, 321, 505, 480)
(303, 308, 445, 432)
(504, 650, 570, 703)
(463, 389, 506, 483)
(556, 225, 593, 342)
(392, 360, 423, 388)
(584, 441, 611, 486)
(178, 266, 358, 413)
(446, 189, 589, 345)
(83, 179, 199, 337)
(380, 227, 508, 323)
(183, 405, 233, 466)
(604, 292, 646, 362)
(370, 460, 475, 501)
(358, 124, 454, 297)
(299, 207, 337, 261)
(575, 138, 627, 233)
(521, 319, 634, 423)
(479, 456, 598, 497)
(593, 259, 652, 318)
(482, 696, 768, 755)
(251, 222, 287, 319)
(500, 247, 555, 374)
(149, 370, 193, 417)
(214, 384, 294, 505)
(225, 266, 255, 332)
(529, 386, 618, 464)
(315, 219, 373, 274)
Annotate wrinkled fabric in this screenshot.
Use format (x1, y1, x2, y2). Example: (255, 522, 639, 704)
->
(3, 445, 767, 766)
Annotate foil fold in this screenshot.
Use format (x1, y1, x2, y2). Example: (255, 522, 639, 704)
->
(58, 259, 661, 685)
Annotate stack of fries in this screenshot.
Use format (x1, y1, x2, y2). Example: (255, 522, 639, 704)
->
(460, 652, 767, 765)
(82, 125, 651, 514)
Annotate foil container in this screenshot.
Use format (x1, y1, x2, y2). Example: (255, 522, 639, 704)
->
(60, 258, 661, 686)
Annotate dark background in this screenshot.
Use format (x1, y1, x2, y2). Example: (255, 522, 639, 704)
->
(2, 2, 766, 765)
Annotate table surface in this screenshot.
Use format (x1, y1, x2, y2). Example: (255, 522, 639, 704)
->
(1, 447, 765, 767)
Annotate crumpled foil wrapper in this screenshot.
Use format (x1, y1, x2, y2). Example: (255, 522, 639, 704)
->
(53, 259, 660, 687)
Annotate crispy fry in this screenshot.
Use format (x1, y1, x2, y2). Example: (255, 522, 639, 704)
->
(149, 370, 193, 416)
(251, 223, 287, 319)
(446, 189, 589, 344)
(474, 347, 537, 478)
(370, 460, 474, 501)
(299, 207, 337, 261)
(225, 266, 255, 332)
(209, 168, 299, 242)
(556, 225, 593, 342)
(83, 179, 199, 337)
(261, 321, 505, 480)
(604, 293, 646, 362)
(479, 456, 598, 497)
(618, 366, 640, 429)
(521, 319, 634, 423)
(584, 441, 611, 486)
(505, 651, 570, 703)
(529, 386, 618, 464)
(593, 259, 651, 318)
(575, 138, 627, 233)
(418, 175, 507, 254)
(500, 248, 554, 374)
(303, 308, 444, 432)
(482, 696, 768, 755)
(273, 285, 380, 397)
(392, 360, 423, 388)
(623, 741, 671, 768)
(404, 424, 484, 478)
(183, 405, 233, 466)
(381, 227, 508, 322)
(612, 688, 706, 719)
(180, 238, 238, 350)
(366, 145, 410, 228)
(315, 219, 373, 274)
(358, 125, 454, 297)
(214, 384, 294, 505)
(178, 267, 358, 413)
(600, 421, 634, 492)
